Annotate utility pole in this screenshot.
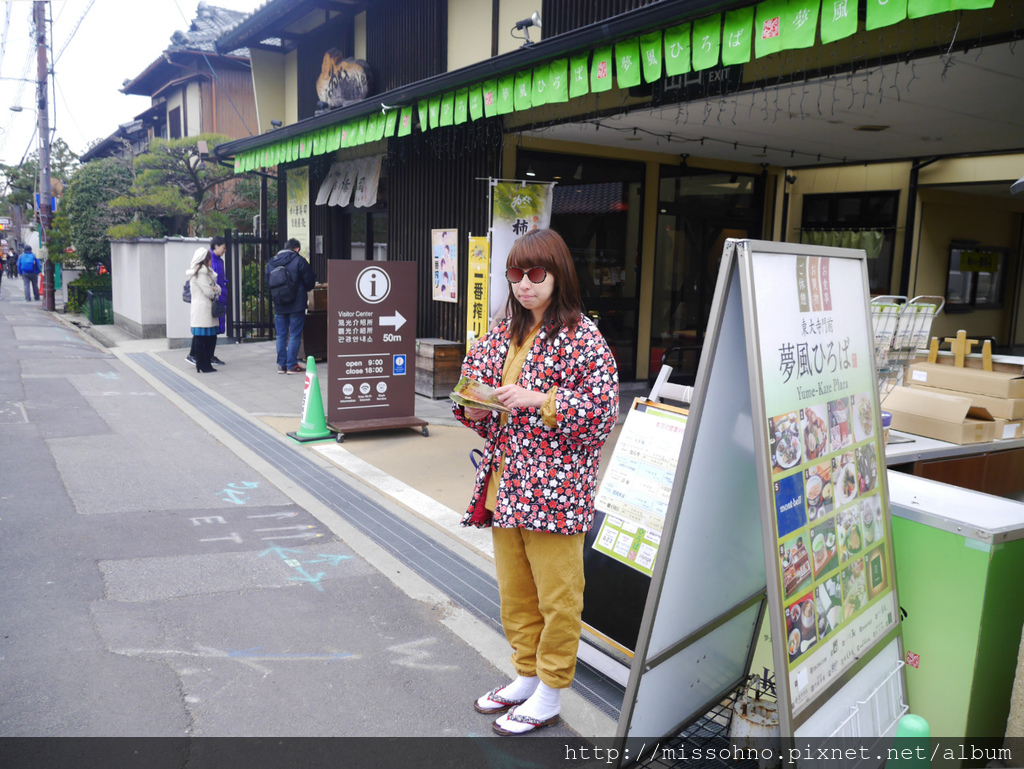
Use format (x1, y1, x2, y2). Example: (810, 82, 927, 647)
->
(35, 1, 54, 311)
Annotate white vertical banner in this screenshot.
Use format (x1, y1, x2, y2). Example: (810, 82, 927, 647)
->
(488, 181, 554, 324)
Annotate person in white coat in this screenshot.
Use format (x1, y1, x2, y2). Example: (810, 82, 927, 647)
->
(186, 247, 222, 373)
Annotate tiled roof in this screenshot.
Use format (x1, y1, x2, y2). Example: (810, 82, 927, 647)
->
(168, 1, 250, 57)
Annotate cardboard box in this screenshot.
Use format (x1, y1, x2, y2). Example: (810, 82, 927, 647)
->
(995, 419, 1023, 440)
(906, 362, 1024, 400)
(910, 384, 1024, 421)
(884, 387, 997, 445)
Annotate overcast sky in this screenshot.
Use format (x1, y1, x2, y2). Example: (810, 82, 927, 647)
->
(0, 0, 262, 167)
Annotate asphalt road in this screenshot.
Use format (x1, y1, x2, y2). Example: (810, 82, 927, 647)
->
(0, 282, 589, 745)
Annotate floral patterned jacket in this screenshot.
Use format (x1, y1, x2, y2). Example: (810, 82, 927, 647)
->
(454, 315, 619, 534)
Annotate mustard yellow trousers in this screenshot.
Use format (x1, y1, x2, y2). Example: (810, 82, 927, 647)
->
(492, 526, 586, 689)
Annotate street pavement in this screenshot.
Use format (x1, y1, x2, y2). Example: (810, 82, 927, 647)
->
(0, 276, 638, 743)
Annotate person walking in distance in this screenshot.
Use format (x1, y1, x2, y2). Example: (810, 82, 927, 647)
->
(17, 245, 41, 301)
(186, 247, 222, 373)
(188, 236, 229, 366)
(265, 238, 316, 374)
(453, 229, 619, 735)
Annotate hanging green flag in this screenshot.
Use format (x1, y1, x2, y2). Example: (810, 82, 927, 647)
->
(532, 64, 549, 106)
(439, 92, 454, 127)
(428, 96, 441, 129)
(356, 118, 367, 145)
(453, 89, 468, 125)
(569, 53, 590, 98)
(482, 79, 498, 118)
(819, 0, 857, 42)
(615, 37, 642, 88)
(234, 154, 242, 173)
(469, 85, 484, 120)
(383, 110, 398, 138)
(755, 0, 785, 57)
(783, 0, 820, 49)
(417, 100, 429, 131)
(591, 46, 613, 92)
(908, 0, 949, 17)
(397, 106, 413, 137)
(664, 23, 692, 76)
(949, 0, 994, 8)
(866, 0, 906, 30)
(497, 73, 515, 114)
(723, 8, 753, 65)
(290, 139, 299, 161)
(692, 16, 721, 72)
(370, 113, 384, 142)
(640, 31, 663, 83)
(300, 135, 312, 158)
(547, 59, 568, 103)
(514, 70, 532, 111)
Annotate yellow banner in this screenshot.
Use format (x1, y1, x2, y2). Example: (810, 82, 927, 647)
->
(960, 250, 1000, 272)
(466, 236, 490, 352)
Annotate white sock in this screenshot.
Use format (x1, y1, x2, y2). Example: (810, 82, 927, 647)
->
(494, 681, 561, 733)
(477, 674, 537, 709)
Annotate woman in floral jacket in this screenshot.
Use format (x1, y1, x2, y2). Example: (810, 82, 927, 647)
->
(454, 229, 618, 735)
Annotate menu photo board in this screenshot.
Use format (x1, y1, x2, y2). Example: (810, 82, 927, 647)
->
(748, 246, 901, 723)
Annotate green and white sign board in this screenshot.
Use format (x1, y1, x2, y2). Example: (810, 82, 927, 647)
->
(616, 239, 905, 750)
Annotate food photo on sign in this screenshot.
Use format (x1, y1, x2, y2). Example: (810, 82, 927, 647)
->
(809, 516, 838, 579)
(803, 461, 834, 521)
(769, 411, 802, 473)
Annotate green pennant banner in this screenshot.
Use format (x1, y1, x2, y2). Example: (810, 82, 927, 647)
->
(497, 74, 515, 114)
(866, 0, 906, 29)
(532, 64, 549, 106)
(514, 70, 532, 111)
(664, 23, 692, 76)
(469, 85, 484, 120)
(454, 89, 468, 124)
(234, 155, 242, 173)
(723, 8, 753, 65)
(547, 59, 568, 103)
(417, 100, 429, 131)
(428, 96, 441, 129)
(949, 0, 995, 8)
(383, 110, 398, 137)
(755, 0, 785, 57)
(640, 31, 663, 83)
(784, 0, 820, 49)
(570, 52, 590, 98)
(615, 37, 642, 88)
(692, 16, 721, 72)
(439, 92, 454, 127)
(908, 0, 949, 16)
(290, 139, 298, 161)
(819, 0, 857, 42)
(369, 113, 383, 142)
(398, 106, 413, 137)
(356, 118, 367, 144)
(482, 79, 498, 117)
(591, 46, 613, 92)
(299, 136, 312, 159)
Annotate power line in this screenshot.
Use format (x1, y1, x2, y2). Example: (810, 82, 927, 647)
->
(54, 0, 95, 65)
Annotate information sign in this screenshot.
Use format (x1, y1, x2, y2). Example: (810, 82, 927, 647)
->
(749, 248, 899, 721)
(326, 261, 427, 437)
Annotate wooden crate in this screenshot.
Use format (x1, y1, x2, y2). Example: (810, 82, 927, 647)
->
(415, 338, 464, 398)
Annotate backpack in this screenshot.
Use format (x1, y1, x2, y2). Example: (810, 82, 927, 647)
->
(267, 257, 298, 304)
(182, 280, 192, 303)
(18, 253, 38, 274)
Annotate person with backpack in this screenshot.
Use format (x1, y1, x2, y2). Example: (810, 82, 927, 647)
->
(265, 238, 316, 374)
(17, 245, 41, 302)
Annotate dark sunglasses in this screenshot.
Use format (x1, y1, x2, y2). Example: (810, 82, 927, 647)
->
(506, 266, 547, 284)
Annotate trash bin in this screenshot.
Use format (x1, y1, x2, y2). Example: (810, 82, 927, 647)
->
(889, 471, 1024, 749)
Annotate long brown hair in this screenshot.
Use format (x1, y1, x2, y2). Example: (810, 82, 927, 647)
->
(505, 229, 582, 345)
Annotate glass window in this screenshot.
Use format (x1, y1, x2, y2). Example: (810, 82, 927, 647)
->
(946, 244, 1007, 310)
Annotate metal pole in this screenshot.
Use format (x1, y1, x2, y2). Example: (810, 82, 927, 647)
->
(35, 1, 55, 311)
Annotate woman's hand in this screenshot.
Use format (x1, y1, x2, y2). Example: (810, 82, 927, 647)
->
(494, 384, 548, 410)
(464, 406, 490, 422)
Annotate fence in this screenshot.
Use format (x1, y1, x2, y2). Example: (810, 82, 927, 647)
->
(85, 289, 113, 325)
(225, 229, 278, 342)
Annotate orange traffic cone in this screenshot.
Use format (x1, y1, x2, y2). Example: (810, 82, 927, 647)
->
(288, 356, 333, 443)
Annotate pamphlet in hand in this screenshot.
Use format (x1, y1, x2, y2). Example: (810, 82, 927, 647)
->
(449, 376, 511, 413)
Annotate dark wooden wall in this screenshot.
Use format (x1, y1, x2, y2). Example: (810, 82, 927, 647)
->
(541, 0, 661, 36)
(297, 13, 356, 120)
(366, 0, 447, 93)
(385, 119, 503, 342)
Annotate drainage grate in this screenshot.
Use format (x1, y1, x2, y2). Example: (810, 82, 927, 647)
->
(129, 353, 625, 720)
